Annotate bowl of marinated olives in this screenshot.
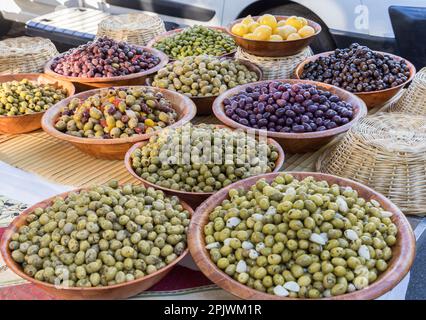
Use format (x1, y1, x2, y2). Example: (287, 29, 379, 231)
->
(41, 86, 196, 160)
(125, 124, 285, 208)
(0, 181, 193, 300)
(150, 56, 262, 115)
(0, 74, 75, 134)
(188, 172, 415, 300)
(44, 37, 169, 91)
(213, 79, 367, 153)
(226, 15, 321, 57)
(295, 44, 416, 108)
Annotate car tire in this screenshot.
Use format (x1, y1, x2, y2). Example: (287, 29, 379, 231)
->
(259, 3, 336, 53)
(0, 13, 12, 37)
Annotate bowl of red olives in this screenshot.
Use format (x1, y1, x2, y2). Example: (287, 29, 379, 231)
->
(44, 37, 169, 91)
(212, 79, 367, 154)
(295, 44, 416, 108)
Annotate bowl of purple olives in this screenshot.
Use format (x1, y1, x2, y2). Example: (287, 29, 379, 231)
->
(212, 79, 367, 154)
(295, 44, 416, 108)
(44, 37, 169, 91)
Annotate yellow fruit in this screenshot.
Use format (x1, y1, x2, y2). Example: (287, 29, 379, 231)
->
(269, 34, 283, 41)
(287, 33, 302, 40)
(258, 14, 277, 29)
(276, 20, 287, 27)
(299, 17, 308, 27)
(274, 25, 298, 40)
(253, 25, 273, 40)
(231, 23, 249, 37)
(285, 16, 305, 30)
(248, 21, 260, 32)
(243, 33, 257, 40)
(298, 25, 315, 38)
(241, 15, 255, 25)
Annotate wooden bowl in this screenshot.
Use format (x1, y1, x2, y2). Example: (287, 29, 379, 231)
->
(0, 187, 194, 300)
(44, 47, 169, 92)
(0, 74, 75, 134)
(189, 171, 416, 300)
(212, 79, 368, 154)
(294, 51, 416, 108)
(226, 16, 321, 57)
(147, 58, 263, 116)
(41, 86, 197, 160)
(146, 26, 237, 60)
(124, 125, 285, 209)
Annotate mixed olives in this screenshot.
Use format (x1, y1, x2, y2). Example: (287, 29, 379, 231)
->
(130, 124, 280, 193)
(54, 87, 178, 139)
(9, 181, 191, 287)
(152, 56, 259, 97)
(0, 79, 67, 116)
(223, 81, 354, 133)
(204, 173, 397, 298)
(51, 37, 161, 78)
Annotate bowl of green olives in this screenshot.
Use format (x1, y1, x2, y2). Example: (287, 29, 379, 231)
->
(125, 124, 285, 208)
(41, 86, 196, 160)
(189, 172, 415, 300)
(0, 74, 75, 134)
(0, 181, 193, 300)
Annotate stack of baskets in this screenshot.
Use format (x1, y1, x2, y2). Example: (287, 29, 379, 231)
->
(96, 13, 166, 46)
(0, 36, 58, 75)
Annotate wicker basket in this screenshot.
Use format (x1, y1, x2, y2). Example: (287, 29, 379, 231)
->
(0, 37, 58, 75)
(386, 67, 426, 115)
(235, 46, 313, 80)
(96, 13, 166, 46)
(317, 113, 426, 216)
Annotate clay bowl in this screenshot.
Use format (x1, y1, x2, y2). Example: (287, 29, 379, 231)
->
(146, 26, 237, 61)
(0, 187, 194, 300)
(189, 171, 415, 300)
(213, 79, 367, 154)
(44, 47, 169, 92)
(124, 125, 285, 209)
(0, 74, 75, 134)
(41, 86, 196, 160)
(294, 51, 416, 109)
(226, 16, 321, 57)
(147, 58, 262, 116)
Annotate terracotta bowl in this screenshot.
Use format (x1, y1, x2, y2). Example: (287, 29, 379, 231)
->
(124, 125, 285, 209)
(294, 51, 416, 109)
(212, 79, 368, 154)
(0, 74, 75, 134)
(44, 47, 169, 92)
(41, 86, 197, 160)
(226, 15, 321, 57)
(146, 26, 237, 61)
(147, 58, 263, 116)
(0, 188, 194, 300)
(189, 171, 416, 300)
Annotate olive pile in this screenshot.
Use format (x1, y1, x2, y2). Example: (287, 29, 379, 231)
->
(223, 82, 354, 133)
(301, 43, 411, 93)
(51, 37, 161, 78)
(153, 26, 236, 60)
(204, 173, 397, 298)
(0, 79, 67, 116)
(9, 181, 190, 287)
(55, 87, 178, 139)
(130, 124, 280, 193)
(152, 56, 259, 97)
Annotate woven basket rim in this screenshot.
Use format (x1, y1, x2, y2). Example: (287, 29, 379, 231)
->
(98, 13, 163, 32)
(0, 36, 56, 57)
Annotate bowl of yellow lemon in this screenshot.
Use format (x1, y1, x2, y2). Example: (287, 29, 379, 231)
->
(227, 14, 321, 57)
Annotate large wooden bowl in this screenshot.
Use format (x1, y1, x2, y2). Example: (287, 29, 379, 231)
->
(124, 125, 285, 209)
(0, 187, 193, 300)
(294, 51, 416, 108)
(44, 47, 169, 92)
(226, 16, 321, 57)
(189, 171, 416, 300)
(146, 26, 237, 60)
(148, 58, 262, 116)
(212, 79, 368, 154)
(0, 74, 75, 134)
(41, 86, 197, 160)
